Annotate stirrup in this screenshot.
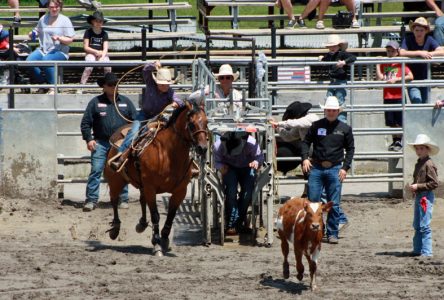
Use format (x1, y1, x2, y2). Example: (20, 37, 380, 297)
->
(110, 158, 128, 173)
(108, 152, 122, 166)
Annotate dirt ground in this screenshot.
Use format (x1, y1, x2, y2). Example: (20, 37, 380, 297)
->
(0, 188, 444, 300)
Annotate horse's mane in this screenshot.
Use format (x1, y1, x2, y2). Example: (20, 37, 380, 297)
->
(166, 101, 201, 128)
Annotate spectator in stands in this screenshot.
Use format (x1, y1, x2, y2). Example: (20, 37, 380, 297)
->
(316, 0, 360, 29)
(8, 0, 21, 24)
(427, 0, 444, 45)
(213, 130, 264, 235)
(80, 72, 137, 212)
(26, 0, 75, 94)
(108, 61, 184, 171)
(320, 34, 356, 122)
(402, 1, 433, 24)
(301, 96, 355, 244)
(79, 11, 111, 94)
(376, 41, 413, 152)
(213, 64, 242, 101)
(399, 17, 444, 104)
(276, 0, 318, 28)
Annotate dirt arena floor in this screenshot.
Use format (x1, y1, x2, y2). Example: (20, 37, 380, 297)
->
(1, 185, 444, 300)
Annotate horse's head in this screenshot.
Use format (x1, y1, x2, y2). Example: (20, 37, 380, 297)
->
(184, 100, 208, 156)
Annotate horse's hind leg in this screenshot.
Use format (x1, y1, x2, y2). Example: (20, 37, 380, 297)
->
(135, 189, 149, 233)
(104, 168, 126, 240)
(160, 188, 187, 254)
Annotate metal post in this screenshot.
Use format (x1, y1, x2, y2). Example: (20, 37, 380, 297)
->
(148, 0, 153, 49)
(205, 35, 210, 67)
(271, 23, 277, 105)
(249, 39, 256, 98)
(8, 26, 15, 109)
(141, 26, 147, 61)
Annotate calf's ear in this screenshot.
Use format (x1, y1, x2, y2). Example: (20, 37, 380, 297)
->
(322, 201, 334, 212)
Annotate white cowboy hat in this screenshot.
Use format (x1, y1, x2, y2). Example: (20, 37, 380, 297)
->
(408, 134, 440, 156)
(213, 64, 239, 81)
(152, 68, 176, 85)
(324, 34, 348, 50)
(319, 96, 342, 110)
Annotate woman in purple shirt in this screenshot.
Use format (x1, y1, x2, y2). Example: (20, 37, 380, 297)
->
(109, 61, 183, 170)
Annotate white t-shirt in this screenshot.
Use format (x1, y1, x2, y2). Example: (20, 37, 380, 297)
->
(35, 14, 75, 57)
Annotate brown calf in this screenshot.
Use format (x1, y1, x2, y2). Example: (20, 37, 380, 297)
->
(276, 197, 333, 291)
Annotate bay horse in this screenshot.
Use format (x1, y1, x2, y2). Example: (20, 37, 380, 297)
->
(104, 100, 208, 256)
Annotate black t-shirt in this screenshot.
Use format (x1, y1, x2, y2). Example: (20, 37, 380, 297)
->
(402, 1, 442, 23)
(83, 28, 108, 51)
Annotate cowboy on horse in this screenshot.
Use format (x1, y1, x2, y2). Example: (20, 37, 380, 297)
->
(108, 60, 183, 171)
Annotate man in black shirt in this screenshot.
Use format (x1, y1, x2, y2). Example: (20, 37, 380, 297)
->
(80, 72, 137, 211)
(301, 96, 355, 244)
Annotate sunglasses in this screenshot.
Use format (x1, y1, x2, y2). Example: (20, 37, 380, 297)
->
(218, 76, 233, 81)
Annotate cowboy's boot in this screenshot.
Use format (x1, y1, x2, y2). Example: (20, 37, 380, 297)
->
(109, 150, 130, 172)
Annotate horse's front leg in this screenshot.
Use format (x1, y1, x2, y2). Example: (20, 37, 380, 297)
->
(107, 196, 121, 240)
(135, 188, 149, 233)
(144, 189, 162, 256)
(160, 188, 187, 254)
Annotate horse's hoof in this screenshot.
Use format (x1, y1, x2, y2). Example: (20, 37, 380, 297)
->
(153, 244, 163, 257)
(160, 237, 170, 253)
(283, 269, 290, 279)
(106, 226, 120, 240)
(296, 273, 303, 281)
(311, 284, 317, 291)
(135, 221, 148, 233)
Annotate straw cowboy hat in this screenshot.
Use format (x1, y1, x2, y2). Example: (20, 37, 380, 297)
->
(408, 134, 440, 156)
(152, 68, 176, 85)
(87, 11, 106, 24)
(319, 96, 343, 110)
(409, 17, 430, 32)
(324, 34, 348, 50)
(213, 64, 239, 81)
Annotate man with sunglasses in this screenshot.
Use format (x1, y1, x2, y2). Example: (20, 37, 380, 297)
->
(301, 96, 355, 244)
(80, 72, 137, 211)
(214, 64, 242, 103)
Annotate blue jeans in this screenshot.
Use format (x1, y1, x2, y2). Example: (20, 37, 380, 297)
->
(118, 111, 147, 153)
(320, 189, 348, 224)
(413, 191, 434, 256)
(223, 166, 256, 229)
(26, 49, 67, 84)
(433, 16, 444, 46)
(327, 79, 347, 123)
(308, 164, 342, 238)
(408, 86, 429, 104)
(86, 140, 128, 203)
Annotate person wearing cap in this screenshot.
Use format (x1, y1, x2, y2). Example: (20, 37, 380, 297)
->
(320, 34, 356, 123)
(376, 41, 413, 152)
(26, 0, 75, 95)
(301, 96, 355, 244)
(79, 11, 111, 93)
(80, 72, 137, 211)
(213, 64, 242, 102)
(408, 133, 439, 257)
(213, 131, 264, 235)
(399, 17, 444, 104)
(108, 60, 184, 171)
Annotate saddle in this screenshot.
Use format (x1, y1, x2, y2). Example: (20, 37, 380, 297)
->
(110, 120, 164, 158)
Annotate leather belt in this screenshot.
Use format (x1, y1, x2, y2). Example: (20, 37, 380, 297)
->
(314, 160, 333, 168)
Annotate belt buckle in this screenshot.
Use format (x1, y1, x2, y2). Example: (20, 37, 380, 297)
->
(321, 161, 332, 168)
